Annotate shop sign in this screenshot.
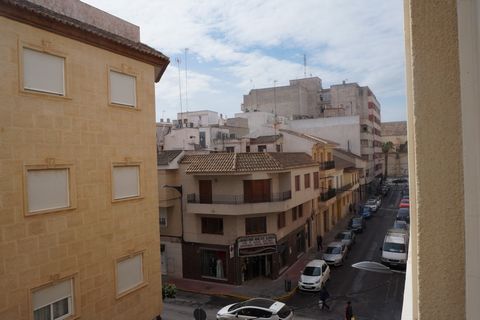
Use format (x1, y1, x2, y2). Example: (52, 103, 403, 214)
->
(237, 234, 277, 250)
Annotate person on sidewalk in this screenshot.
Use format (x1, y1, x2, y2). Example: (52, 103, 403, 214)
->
(316, 235, 323, 251)
(318, 287, 330, 311)
(345, 301, 353, 320)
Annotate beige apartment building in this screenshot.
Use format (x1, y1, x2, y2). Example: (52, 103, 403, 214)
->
(158, 146, 360, 284)
(0, 1, 168, 319)
(402, 0, 479, 319)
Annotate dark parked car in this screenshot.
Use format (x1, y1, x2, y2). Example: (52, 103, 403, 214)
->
(396, 208, 410, 223)
(348, 217, 366, 233)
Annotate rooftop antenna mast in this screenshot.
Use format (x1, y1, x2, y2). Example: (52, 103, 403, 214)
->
(304, 54, 307, 78)
(184, 48, 189, 113)
(176, 57, 183, 127)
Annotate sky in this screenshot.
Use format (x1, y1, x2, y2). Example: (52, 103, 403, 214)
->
(83, 0, 406, 122)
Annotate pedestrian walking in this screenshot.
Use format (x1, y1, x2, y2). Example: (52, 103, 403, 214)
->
(345, 301, 353, 320)
(316, 235, 323, 251)
(318, 287, 330, 310)
(349, 203, 353, 215)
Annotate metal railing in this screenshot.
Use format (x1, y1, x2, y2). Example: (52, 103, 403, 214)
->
(337, 183, 353, 193)
(187, 190, 292, 204)
(320, 160, 335, 170)
(320, 188, 337, 201)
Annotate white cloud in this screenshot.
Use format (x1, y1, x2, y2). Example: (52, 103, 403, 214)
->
(82, 0, 406, 121)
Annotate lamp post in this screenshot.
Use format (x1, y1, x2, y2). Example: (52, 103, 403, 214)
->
(162, 184, 184, 242)
(351, 261, 406, 274)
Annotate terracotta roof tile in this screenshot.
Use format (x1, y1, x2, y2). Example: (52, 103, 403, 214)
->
(183, 152, 316, 174)
(157, 150, 183, 165)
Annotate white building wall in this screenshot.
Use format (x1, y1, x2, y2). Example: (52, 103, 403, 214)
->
(164, 128, 199, 150)
(286, 116, 361, 155)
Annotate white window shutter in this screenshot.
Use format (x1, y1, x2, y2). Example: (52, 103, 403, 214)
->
(23, 48, 65, 95)
(110, 71, 136, 107)
(32, 279, 72, 310)
(27, 169, 69, 213)
(117, 254, 143, 294)
(113, 166, 140, 200)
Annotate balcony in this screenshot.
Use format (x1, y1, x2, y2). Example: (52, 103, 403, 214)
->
(320, 160, 335, 170)
(187, 191, 292, 204)
(337, 183, 353, 193)
(186, 191, 293, 215)
(320, 188, 336, 202)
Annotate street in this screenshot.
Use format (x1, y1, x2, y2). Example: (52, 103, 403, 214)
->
(163, 186, 406, 320)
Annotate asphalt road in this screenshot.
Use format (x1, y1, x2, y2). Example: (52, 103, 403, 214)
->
(287, 186, 406, 320)
(162, 186, 407, 320)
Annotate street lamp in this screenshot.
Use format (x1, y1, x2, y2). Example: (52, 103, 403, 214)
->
(351, 261, 406, 274)
(162, 184, 184, 242)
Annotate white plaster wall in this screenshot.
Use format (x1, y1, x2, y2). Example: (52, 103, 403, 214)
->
(286, 116, 361, 154)
(164, 128, 199, 150)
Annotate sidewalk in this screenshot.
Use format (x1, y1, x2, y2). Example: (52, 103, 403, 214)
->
(162, 213, 354, 301)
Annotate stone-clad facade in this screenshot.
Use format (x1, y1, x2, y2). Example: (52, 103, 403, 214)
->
(0, 1, 168, 319)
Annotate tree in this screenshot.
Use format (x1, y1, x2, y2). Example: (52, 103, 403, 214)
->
(382, 141, 394, 178)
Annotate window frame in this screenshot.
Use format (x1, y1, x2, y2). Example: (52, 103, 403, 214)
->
(245, 216, 267, 235)
(304, 173, 311, 189)
(23, 163, 76, 216)
(31, 276, 77, 320)
(277, 212, 286, 229)
(20, 45, 69, 98)
(295, 175, 300, 191)
(108, 67, 139, 110)
(115, 251, 147, 298)
(201, 217, 224, 235)
(111, 162, 143, 202)
(313, 172, 319, 189)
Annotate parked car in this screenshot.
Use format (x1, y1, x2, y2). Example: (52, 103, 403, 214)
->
(348, 216, 366, 233)
(322, 242, 348, 266)
(217, 298, 294, 320)
(364, 199, 379, 212)
(393, 220, 409, 231)
(399, 198, 410, 208)
(396, 208, 410, 223)
(360, 206, 372, 219)
(335, 230, 356, 248)
(297, 259, 331, 292)
(380, 228, 409, 268)
(380, 185, 390, 197)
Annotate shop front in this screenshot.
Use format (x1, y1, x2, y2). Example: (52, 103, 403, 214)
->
(237, 234, 277, 283)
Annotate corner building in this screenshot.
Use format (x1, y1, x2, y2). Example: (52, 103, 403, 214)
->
(0, 0, 169, 319)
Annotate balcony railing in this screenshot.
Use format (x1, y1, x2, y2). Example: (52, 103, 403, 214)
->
(187, 191, 292, 204)
(320, 188, 336, 201)
(320, 160, 335, 170)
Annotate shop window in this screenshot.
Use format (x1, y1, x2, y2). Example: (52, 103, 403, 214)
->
(245, 216, 266, 235)
(116, 252, 144, 296)
(109, 70, 136, 107)
(23, 48, 65, 96)
(201, 217, 223, 234)
(296, 231, 305, 254)
(304, 173, 311, 188)
(25, 167, 73, 215)
(313, 172, 319, 189)
(32, 278, 74, 320)
(112, 165, 140, 201)
(295, 175, 300, 191)
(277, 212, 286, 229)
(201, 250, 226, 279)
(278, 243, 288, 268)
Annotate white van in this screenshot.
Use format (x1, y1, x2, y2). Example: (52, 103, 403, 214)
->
(381, 228, 409, 267)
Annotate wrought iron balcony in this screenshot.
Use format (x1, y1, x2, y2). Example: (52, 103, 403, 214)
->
(186, 190, 292, 204)
(320, 160, 335, 170)
(320, 188, 337, 201)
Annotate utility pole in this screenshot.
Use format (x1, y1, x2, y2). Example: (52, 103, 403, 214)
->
(184, 48, 189, 113)
(274, 80, 278, 137)
(176, 57, 183, 127)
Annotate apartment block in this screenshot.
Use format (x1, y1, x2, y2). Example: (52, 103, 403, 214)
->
(0, 1, 168, 319)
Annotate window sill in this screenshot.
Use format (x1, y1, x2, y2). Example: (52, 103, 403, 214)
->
(25, 205, 76, 217)
(20, 88, 72, 100)
(108, 102, 140, 111)
(115, 282, 148, 300)
(112, 195, 144, 203)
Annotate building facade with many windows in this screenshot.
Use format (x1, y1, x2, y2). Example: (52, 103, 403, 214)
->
(0, 1, 168, 319)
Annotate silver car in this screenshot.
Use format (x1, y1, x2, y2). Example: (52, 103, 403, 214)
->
(217, 298, 294, 320)
(335, 230, 356, 248)
(322, 241, 348, 266)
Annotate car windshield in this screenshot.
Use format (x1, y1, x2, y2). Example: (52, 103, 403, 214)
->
(303, 266, 321, 276)
(326, 246, 341, 254)
(352, 218, 362, 225)
(383, 242, 406, 253)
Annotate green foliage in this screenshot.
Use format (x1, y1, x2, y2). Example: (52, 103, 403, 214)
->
(162, 283, 177, 299)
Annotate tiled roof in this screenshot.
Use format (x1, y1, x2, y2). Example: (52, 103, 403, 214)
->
(182, 152, 317, 174)
(250, 135, 281, 144)
(280, 129, 339, 146)
(334, 148, 364, 160)
(157, 150, 183, 165)
(2, 0, 169, 80)
(381, 121, 407, 136)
